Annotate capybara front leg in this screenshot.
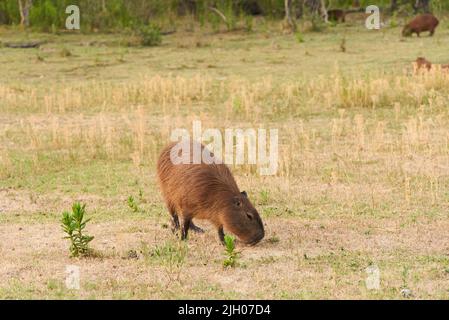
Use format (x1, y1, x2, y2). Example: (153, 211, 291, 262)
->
(189, 221, 204, 233)
(181, 217, 191, 240)
(218, 226, 225, 245)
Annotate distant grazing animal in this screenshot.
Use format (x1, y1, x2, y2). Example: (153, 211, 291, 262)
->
(157, 141, 265, 246)
(415, 57, 432, 70)
(402, 13, 439, 37)
(413, 57, 449, 72)
(327, 8, 363, 23)
(327, 9, 346, 22)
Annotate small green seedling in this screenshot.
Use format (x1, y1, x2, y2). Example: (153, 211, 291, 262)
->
(127, 195, 139, 212)
(259, 190, 269, 205)
(61, 202, 94, 257)
(138, 189, 145, 202)
(223, 235, 239, 268)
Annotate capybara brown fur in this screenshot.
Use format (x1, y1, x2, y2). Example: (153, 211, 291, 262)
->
(415, 57, 432, 70)
(402, 14, 439, 37)
(414, 57, 449, 72)
(157, 141, 265, 245)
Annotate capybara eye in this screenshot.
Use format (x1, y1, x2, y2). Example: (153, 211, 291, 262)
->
(246, 213, 253, 220)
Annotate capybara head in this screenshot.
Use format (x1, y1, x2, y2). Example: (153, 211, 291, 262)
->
(221, 190, 264, 245)
(402, 26, 412, 37)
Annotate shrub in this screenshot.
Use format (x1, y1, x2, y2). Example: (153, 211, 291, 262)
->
(29, 0, 58, 32)
(295, 30, 305, 43)
(61, 202, 94, 257)
(223, 235, 239, 268)
(137, 24, 162, 47)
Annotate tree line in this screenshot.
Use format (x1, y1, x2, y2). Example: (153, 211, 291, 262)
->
(0, 0, 445, 32)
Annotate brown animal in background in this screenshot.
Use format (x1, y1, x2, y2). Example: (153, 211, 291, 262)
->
(413, 57, 449, 73)
(157, 141, 265, 245)
(415, 57, 432, 70)
(327, 9, 346, 23)
(327, 8, 363, 23)
(402, 14, 439, 37)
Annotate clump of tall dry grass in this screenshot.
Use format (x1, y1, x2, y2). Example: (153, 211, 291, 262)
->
(1, 69, 449, 211)
(2, 69, 448, 115)
(0, 75, 214, 114)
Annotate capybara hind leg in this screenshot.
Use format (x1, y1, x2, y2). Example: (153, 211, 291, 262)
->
(169, 210, 180, 233)
(171, 215, 180, 233)
(189, 221, 204, 233)
(218, 226, 225, 245)
(181, 217, 191, 240)
(430, 29, 435, 36)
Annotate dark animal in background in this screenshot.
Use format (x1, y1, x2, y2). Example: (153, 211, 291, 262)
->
(242, 0, 263, 16)
(415, 57, 432, 70)
(327, 8, 364, 23)
(402, 13, 439, 37)
(414, 57, 449, 71)
(157, 141, 265, 246)
(327, 9, 346, 23)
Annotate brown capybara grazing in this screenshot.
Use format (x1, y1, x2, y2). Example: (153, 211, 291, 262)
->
(402, 14, 439, 37)
(157, 141, 265, 246)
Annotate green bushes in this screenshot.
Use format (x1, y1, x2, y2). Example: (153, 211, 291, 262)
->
(61, 202, 95, 257)
(137, 23, 162, 46)
(1, 0, 449, 32)
(29, 0, 58, 32)
(223, 235, 239, 268)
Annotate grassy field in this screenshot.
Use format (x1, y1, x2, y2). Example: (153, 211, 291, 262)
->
(1, 15, 449, 299)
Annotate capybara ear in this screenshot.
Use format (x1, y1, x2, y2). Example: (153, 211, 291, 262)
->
(241, 191, 247, 197)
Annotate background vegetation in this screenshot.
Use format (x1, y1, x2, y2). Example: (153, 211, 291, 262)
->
(1, 0, 449, 33)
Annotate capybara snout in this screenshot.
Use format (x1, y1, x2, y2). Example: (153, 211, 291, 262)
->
(157, 141, 265, 246)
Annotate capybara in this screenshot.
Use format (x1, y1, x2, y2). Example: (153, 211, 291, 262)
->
(414, 57, 449, 72)
(415, 57, 432, 70)
(157, 141, 265, 245)
(402, 14, 439, 37)
(327, 8, 363, 23)
(328, 9, 346, 23)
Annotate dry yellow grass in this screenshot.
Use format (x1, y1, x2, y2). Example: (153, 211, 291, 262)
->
(1, 21, 449, 299)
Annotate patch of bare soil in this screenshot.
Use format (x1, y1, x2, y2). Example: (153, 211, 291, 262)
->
(1, 214, 449, 298)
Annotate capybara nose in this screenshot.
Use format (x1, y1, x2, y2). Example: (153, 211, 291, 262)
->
(246, 231, 264, 246)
